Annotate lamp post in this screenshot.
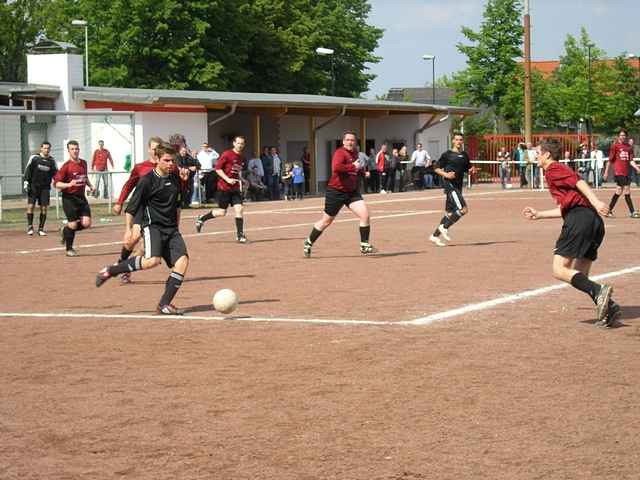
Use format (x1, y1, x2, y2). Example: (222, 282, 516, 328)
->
(316, 47, 335, 96)
(71, 19, 89, 86)
(422, 54, 436, 104)
(587, 44, 593, 152)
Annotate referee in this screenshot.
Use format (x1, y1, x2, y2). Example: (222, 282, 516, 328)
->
(23, 141, 57, 236)
(303, 131, 377, 258)
(96, 143, 191, 315)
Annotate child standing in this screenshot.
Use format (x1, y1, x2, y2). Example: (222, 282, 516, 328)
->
(282, 162, 293, 200)
(292, 161, 305, 200)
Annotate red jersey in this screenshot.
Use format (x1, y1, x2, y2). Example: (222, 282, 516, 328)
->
(117, 159, 156, 205)
(92, 148, 113, 171)
(215, 150, 245, 192)
(54, 159, 89, 196)
(327, 147, 358, 192)
(545, 162, 592, 217)
(608, 142, 635, 177)
(376, 151, 386, 172)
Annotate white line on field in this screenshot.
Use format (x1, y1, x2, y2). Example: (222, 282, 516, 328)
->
(403, 265, 640, 325)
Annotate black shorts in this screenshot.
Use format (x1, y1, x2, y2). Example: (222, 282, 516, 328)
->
(555, 206, 605, 261)
(614, 175, 630, 187)
(444, 186, 467, 213)
(142, 226, 188, 268)
(323, 187, 363, 217)
(217, 190, 242, 209)
(62, 194, 91, 222)
(27, 187, 51, 206)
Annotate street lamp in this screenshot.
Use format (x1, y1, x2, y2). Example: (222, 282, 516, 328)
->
(586, 44, 593, 152)
(316, 47, 335, 96)
(71, 19, 89, 86)
(422, 54, 436, 104)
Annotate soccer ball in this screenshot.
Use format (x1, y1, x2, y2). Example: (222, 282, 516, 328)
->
(213, 289, 239, 314)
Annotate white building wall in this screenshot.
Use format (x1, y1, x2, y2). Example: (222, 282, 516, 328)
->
(27, 53, 84, 111)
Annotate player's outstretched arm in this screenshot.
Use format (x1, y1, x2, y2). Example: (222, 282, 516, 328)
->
(576, 179, 609, 216)
(523, 206, 561, 220)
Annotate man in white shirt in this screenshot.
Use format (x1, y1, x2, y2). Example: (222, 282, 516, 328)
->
(590, 142, 604, 186)
(269, 146, 282, 200)
(197, 142, 219, 202)
(526, 141, 538, 188)
(411, 143, 432, 189)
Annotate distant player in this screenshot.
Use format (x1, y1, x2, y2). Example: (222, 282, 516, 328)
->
(429, 132, 477, 247)
(195, 135, 248, 243)
(53, 140, 95, 256)
(302, 131, 377, 258)
(603, 129, 640, 218)
(112, 136, 163, 284)
(23, 141, 57, 236)
(96, 143, 190, 315)
(522, 138, 620, 327)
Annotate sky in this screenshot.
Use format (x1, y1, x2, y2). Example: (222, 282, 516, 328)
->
(365, 0, 640, 98)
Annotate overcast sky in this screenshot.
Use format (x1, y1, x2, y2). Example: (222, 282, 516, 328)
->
(365, 0, 640, 98)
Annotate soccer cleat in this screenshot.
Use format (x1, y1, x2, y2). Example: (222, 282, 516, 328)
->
(37, 229, 47, 236)
(27, 226, 34, 236)
(380, 189, 386, 194)
(631, 211, 640, 219)
(429, 234, 446, 247)
(95, 267, 112, 287)
(65, 248, 79, 257)
(195, 216, 204, 233)
(237, 233, 248, 244)
(303, 239, 312, 258)
(120, 272, 132, 285)
(606, 211, 615, 218)
(438, 224, 451, 241)
(604, 301, 622, 328)
(360, 242, 378, 255)
(156, 304, 184, 316)
(595, 284, 613, 323)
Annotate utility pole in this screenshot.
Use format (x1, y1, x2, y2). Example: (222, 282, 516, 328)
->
(587, 44, 593, 153)
(523, 0, 532, 144)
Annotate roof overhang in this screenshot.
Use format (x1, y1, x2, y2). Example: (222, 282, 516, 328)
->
(74, 86, 479, 118)
(0, 82, 60, 99)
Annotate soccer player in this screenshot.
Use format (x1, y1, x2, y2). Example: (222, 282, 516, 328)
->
(95, 143, 190, 315)
(195, 135, 248, 243)
(53, 140, 95, 256)
(302, 131, 377, 258)
(522, 138, 620, 327)
(602, 129, 640, 218)
(112, 136, 163, 284)
(23, 141, 57, 236)
(429, 132, 477, 247)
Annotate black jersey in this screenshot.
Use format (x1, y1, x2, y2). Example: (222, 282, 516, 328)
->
(24, 154, 58, 189)
(125, 169, 184, 229)
(434, 149, 471, 190)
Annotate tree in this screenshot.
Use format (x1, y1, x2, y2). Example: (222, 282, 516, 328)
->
(451, 0, 523, 129)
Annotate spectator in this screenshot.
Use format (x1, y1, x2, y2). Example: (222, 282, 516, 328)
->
(411, 142, 431, 190)
(376, 144, 388, 193)
(260, 147, 274, 199)
(292, 161, 305, 200)
(197, 142, 219, 202)
(91, 140, 114, 199)
(514, 143, 528, 187)
(385, 147, 400, 193)
(526, 142, 538, 187)
(579, 143, 591, 184)
(177, 145, 200, 208)
(301, 146, 311, 193)
(357, 148, 369, 193)
(367, 147, 379, 193)
(247, 155, 265, 183)
(246, 167, 268, 201)
(281, 162, 293, 200)
(397, 145, 410, 192)
(591, 142, 604, 186)
(497, 146, 510, 189)
(630, 138, 640, 187)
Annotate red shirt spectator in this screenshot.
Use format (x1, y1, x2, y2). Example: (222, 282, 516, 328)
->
(54, 159, 89, 197)
(92, 142, 114, 171)
(327, 147, 358, 192)
(216, 150, 245, 192)
(545, 161, 592, 217)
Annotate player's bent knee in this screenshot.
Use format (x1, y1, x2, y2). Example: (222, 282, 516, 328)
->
(142, 257, 162, 269)
(81, 219, 91, 229)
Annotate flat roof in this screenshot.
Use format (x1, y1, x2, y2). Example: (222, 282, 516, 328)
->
(74, 86, 479, 117)
(0, 82, 61, 98)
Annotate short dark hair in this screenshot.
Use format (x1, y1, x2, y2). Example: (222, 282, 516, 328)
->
(66, 140, 79, 149)
(619, 128, 628, 136)
(155, 142, 177, 159)
(148, 136, 164, 147)
(452, 132, 464, 139)
(98, 140, 104, 143)
(41, 141, 51, 148)
(538, 138, 561, 161)
(234, 135, 246, 142)
(343, 130, 357, 139)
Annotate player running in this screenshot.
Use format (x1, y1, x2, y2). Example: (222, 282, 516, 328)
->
(302, 131, 377, 258)
(23, 141, 57, 236)
(523, 138, 620, 327)
(429, 132, 477, 247)
(53, 140, 95, 256)
(95, 143, 190, 315)
(195, 135, 248, 243)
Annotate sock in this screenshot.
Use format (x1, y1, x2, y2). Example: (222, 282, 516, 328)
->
(235, 217, 244, 236)
(108, 256, 142, 276)
(38, 213, 46, 230)
(609, 193, 620, 211)
(159, 271, 184, 307)
(308, 227, 323, 244)
(119, 246, 132, 262)
(570, 272, 601, 303)
(359, 225, 370, 243)
(200, 211, 215, 222)
(27, 213, 33, 228)
(63, 226, 75, 250)
(442, 211, 462, 229)
(433, 216, 449, 236)
(624, 194, 635, 213)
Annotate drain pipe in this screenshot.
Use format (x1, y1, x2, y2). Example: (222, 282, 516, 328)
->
(312, 105, 347, 192)
(208, 102, 238, 126)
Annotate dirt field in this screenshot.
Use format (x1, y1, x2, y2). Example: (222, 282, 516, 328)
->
(2, 185, 640, 479)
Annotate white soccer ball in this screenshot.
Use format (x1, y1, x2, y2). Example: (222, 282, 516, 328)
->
(213, 288, 239, 314)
